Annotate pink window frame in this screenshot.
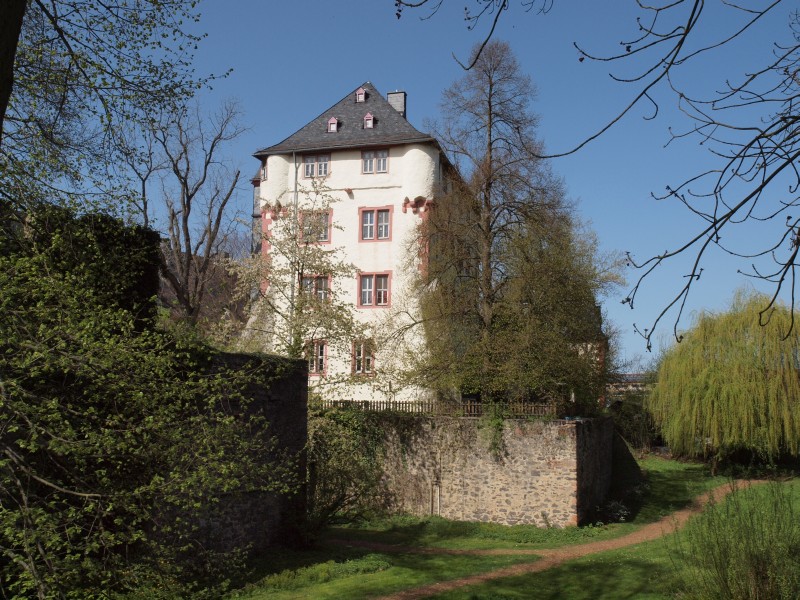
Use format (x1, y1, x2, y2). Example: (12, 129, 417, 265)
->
(299, 209, 333, 245)
(306, 339, 328, 376)
(327, 117, 338, 133)
(352, 339, 376, 376)
(302, 155, 330, 179)
(361, 149, 389, 174)
(357, 271, 392, 308)
(358, 206, 393, 242)
(300, 274, 332, 302)
(363, 112, 373, 129)
(355, 87, 366, 102)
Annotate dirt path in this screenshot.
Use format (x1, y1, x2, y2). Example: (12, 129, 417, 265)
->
(330, 480, 762, 600)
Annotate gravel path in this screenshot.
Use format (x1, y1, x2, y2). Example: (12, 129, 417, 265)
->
(330, 479, 762, 600)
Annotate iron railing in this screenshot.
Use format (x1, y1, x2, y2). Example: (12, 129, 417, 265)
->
(309, 398, 558, 418)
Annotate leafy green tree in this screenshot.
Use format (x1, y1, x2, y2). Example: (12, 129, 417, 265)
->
(417, 40, 621, 405)
(0, 205, 298, 598)
(237, 182, 363, 385)
(648, 290, 800, 462)
(1, 0, 211, 209)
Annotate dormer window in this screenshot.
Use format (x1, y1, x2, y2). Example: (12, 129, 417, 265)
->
(355, 87, 366, 103)
(363, 112, 373, 129)
(327, 117, 338, 133)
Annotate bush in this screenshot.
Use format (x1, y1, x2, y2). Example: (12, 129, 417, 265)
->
(0, 205, 297, 598)
(674, 481, 800, 600)
(306, 407, 388, 531)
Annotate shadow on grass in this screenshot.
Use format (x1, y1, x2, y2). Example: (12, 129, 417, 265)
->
(630, 461, 719, 524)
(327, 515, 611, 550)
(433, 552, 676, 600)
(229, 544, 375, 593)
(232, 547, 535, 599)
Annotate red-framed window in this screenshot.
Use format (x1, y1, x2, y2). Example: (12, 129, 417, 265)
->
(362, 149, 388, 174)
(306, 339, 327, 376)
(352, 339, 375, 375)
(327, 117, 338, 133)
(355, 87, 366, 103)
(358, 272, 391, 308)
(303, 155, 329, 178)
(359, 206, 392, 241)
(300, 275, 330, 301)
(364, 112, 373, 129)
(300, 210, 332, 243)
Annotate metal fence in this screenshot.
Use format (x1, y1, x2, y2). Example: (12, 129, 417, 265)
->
(309, 397, 558, 418)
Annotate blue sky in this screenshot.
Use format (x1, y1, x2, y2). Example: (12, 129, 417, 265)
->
(187, 1, 793, 365)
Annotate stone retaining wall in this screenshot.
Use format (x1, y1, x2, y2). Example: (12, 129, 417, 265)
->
(199, 353, 308, 552)
(381, 417, 613, 527)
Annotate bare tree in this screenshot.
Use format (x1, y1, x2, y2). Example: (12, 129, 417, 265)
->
(396, 1, 800, 348)
(0, 0, 26, 140)
(153, 102, 245, 327)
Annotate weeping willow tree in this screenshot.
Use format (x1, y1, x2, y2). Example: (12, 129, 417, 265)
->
(648, 290, 800, 460)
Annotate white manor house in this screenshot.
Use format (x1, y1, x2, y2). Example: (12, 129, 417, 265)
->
(250, 82, 455, 403)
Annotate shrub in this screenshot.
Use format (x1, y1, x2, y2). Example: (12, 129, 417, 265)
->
(306, 407, 388, 531)
(674, 481, 800, 600)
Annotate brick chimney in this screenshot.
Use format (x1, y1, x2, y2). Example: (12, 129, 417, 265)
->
(387, 91, 407, 119)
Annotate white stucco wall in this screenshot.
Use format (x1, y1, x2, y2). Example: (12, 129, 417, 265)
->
(256, 143, 440, 403)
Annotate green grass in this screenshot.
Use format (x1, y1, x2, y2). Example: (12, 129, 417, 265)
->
(429, 541, 679, 600)
(428, 479, 800, 600)
(227, 456, 727, 599)
(229, 551, 536, 599)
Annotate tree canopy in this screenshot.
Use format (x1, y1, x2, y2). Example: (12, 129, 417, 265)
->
(648, 290, 800, 461)
(396, 0, 800, 346)
(0, 0, 213, 209)
(415, 41, 621, 405)
(237, 181, 362, 381)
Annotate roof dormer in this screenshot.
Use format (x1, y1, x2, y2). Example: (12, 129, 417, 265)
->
(327, 117, 338, 133)
(363, 112, 374, 129)
(355, 87, 366, 103)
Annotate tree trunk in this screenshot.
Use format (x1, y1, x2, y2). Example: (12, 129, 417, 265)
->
(0, 0, 26, 146)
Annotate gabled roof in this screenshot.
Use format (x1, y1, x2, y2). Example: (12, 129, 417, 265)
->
(254, 82, 435, 158)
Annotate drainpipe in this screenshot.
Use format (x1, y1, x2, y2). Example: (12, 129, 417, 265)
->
(289, 151, 299, 349)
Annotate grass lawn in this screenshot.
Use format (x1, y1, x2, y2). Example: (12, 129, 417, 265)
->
(428, 539, 680, 600)
(428, 479, 800, 600)
(228, 456, 728, 599)
(228, 551, 536, 599)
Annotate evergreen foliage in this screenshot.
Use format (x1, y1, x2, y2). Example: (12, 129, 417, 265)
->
(648, 291, 800, 460)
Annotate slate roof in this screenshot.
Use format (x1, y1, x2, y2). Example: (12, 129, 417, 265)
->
(253, 82, 435, 158)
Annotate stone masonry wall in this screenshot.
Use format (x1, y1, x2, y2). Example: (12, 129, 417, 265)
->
(575, 417, 615, 522)
(381, 416, 613, 527)
(197, 353, 308, 553)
